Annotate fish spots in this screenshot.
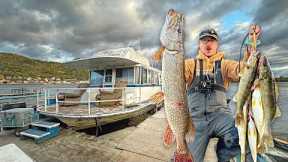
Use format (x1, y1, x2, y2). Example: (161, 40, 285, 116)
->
(172, 101, 185, 109)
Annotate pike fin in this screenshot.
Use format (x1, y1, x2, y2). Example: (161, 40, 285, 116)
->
(262, 135, 274, 147)
(152, 46, 165, 61)
(173, 151, 193, 162)
(163, 123, 175, 147)
(235, 113, 243, 126)
(257, 144, 265, 154)
(273, 81, 281, 119)
(274, 105, 281, 119)
(258, 135, 274, 153)
(273, 80, 280, 101)
(185, 119, 195, 144)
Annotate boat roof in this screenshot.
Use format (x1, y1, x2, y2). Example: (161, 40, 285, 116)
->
(66, 48, 150, 70)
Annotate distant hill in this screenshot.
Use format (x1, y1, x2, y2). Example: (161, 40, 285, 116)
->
(0, 53, 88, 82)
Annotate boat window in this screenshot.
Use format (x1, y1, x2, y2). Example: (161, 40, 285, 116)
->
(116, 68, 134, 84)
(90, 70, 104, 86)
(155, 73, 160, 85)
(141, 67, 147, 84)
(151, 71, 156, 85)
(135, 67, 141, 84)
(147, 70, 152, 84)
(105, 69, 112, 83)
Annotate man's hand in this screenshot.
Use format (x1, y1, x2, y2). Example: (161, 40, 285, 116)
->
(248, 24, 262, 52)
(249, 24, 261, 42)
(243, 24, 262, 62)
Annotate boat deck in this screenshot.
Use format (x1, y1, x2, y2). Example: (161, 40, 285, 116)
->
(38, 103, 142, 117)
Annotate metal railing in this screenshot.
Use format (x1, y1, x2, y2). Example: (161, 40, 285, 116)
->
(0, 88, 45, 108)
(0, 86, 161, 116)
(38, 87, 145, 115)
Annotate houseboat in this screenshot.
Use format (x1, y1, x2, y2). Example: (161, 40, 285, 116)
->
(37, 47, 162, 131)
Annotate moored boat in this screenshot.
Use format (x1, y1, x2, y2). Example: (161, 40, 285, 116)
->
(37, 47, 162, 130)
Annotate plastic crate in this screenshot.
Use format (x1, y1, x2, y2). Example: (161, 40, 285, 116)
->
(0, 108, 39, 128)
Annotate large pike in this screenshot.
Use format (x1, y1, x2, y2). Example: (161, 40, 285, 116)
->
(157, 9, 195, 162)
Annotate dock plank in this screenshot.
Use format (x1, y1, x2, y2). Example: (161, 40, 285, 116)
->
(117, 108, 218, 162)
(115, 151, 164, 162)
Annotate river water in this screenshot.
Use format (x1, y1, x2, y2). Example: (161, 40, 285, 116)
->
(0, 82, 287, 137)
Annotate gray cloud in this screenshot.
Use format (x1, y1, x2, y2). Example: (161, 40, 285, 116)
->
(253, 0, 288, 24)
(0, 0, 287, 76)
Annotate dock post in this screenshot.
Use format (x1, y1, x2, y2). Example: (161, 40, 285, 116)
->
(36, 90, 39, 107)
(88, 88, 91, 115)
(56, 91, 59, 113)
(0, 120, 3, 133)
(122, 87, 125, 110)
(94, 118, 101, 136)
(139, 87, 141, 103)
(44, 89, 47, 112)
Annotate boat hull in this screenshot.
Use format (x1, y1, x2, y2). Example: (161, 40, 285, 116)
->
(39, 102, 156, 129)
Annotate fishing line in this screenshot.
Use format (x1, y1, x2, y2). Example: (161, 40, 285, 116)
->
(238, 33, 249, 74)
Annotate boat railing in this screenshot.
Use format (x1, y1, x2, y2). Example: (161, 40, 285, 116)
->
(38, 87, 145, 115)
(0, 88, 45, 108)
(0, 87, 44, 97)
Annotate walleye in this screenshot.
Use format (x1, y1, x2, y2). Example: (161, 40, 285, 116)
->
(251, 85, 264, 153)
(157, 9, 195, 162)
(256, 55, 281, 152)
(247, 111, 258, 162)
(235, 51, 260, 125)
(236, 97, 249, 162)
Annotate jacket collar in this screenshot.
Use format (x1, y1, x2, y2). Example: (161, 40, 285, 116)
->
(196, 51, 224, 62)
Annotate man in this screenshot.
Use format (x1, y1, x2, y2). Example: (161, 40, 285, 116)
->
(184, 28, 247, 162)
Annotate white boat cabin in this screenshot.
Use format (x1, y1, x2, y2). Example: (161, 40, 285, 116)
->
(90, 65, 161, 88)
(66, 47, 162, 104)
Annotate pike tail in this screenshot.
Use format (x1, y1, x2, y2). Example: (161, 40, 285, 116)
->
(173, 151, 193, 162)
(262, 134, 274, 147)
(163, 123, 175, 147)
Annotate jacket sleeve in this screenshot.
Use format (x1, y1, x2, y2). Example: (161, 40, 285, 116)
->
(184, 58, 195, 87)
(222, 59, 244, 82)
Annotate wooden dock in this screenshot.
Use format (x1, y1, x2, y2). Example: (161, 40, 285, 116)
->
(0, 108, 219, 162)
(114, 108, 218, 162)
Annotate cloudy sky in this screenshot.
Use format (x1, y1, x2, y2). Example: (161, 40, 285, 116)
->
(0, 0, 287, 76)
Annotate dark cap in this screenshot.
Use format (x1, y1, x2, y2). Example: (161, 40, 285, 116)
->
(199, 28, 219, 40)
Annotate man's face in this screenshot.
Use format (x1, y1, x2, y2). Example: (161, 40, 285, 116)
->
(199, 37, 218, 57)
